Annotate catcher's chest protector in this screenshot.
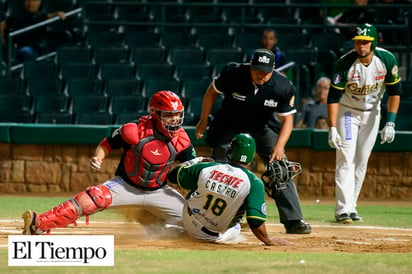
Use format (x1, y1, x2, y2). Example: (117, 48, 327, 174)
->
(123, 119, 190, 188)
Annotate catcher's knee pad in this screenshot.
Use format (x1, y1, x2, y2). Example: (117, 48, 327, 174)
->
(37, 185, 112, 233)
(73, 185, 113, 216)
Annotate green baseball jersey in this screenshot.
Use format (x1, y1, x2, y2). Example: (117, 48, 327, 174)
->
(176, 162, 267, 233)
(330, 47, 401, 111)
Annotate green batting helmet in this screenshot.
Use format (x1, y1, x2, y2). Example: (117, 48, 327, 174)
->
(227, 133, 256, 164)
(352, 23, 378, 50)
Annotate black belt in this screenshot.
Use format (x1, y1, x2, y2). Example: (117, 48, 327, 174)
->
(187, 207, 219, 237)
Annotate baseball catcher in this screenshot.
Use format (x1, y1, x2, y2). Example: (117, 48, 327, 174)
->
(261, 160, 302, 198)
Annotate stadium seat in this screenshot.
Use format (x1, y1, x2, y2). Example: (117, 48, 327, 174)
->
(184, 97, 204, 125)
(27, 79, 62, 96)
(115, 4, 153, 23)
(35, 112, 72, 124)
(310, 32, 344, 55)
(74, 113, 113, 125)
(86, 31, 124, 48)
(65, 79, 104, 96)
(110, 96, 147, 115)
(161, 29, 196, 49)
(99, 63, 136, 80)
(316, 50, 337, 78)
(0, 94, 32, 122)
(59, 63, 97, 81)
(71, 95, 108, 114)
(207, 48, 243, 66)
(137, 64, 175, 80)
(43, 0, 77, 13)
(115, 111, 149, 125)
(0, 112, 33, 123)
(186, 5, 223, 23)
(195, 27, 235, 50)
(0, 94, 32, 113)
(94, 46, 130, 64)
(285, 47, 319, 87)
(234, 31, 261, 51)
(33, 95, 69, 113)
(142, 78, 181, 98)
(151, 4, 188, 23)
(221, 6, 261, 24)
(22, 61, 57, 80)
(43, 30, 73, 52)
(130, 47, 166, 65)
(0, 77, 25, 95)
(181, 79, 210, 99)
(56, 46, 93, 64)
(259, 5, 299, 24)
(105, 79, 142, 97)
(277, 32, 310, 50)
(175, 64, 212, 81)
(182, 0, 214, 2)
(84, 4, 116, 21)
(124, 30, 161, 48)
(168, 48, 205, 66)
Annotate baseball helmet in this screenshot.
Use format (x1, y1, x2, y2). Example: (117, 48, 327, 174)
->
(227, 133, 256, 164)
(352, 23, 378, 50)
(149, 90, 184, 138)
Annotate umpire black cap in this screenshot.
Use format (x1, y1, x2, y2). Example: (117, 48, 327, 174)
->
(251, 49, 275, 72)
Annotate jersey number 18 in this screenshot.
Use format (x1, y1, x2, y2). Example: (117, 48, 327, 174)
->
(203, 194, 227, 216)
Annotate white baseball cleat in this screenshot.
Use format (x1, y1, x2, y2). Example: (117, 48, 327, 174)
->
(216, 223, 244, 244)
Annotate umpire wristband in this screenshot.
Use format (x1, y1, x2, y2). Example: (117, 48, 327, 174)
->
(387, 112, 397, 123)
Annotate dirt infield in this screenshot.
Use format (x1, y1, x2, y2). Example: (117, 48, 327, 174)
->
(1, 219, 411, 253)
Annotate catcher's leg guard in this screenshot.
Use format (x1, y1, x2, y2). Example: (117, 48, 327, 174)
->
(32, 185, 112, 234)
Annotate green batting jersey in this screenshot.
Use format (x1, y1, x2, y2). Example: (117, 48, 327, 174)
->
(176, 162, 267, 233)
(330, 47, 401, 111)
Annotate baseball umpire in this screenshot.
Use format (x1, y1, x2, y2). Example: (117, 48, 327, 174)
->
(22, 91, 197, 235)
(195, 48, 311, 234)
(168, 133, 290, 246)
(327, 23, 402, 223)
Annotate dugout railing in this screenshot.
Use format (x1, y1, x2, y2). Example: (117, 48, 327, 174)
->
(5, 7, 83, 75)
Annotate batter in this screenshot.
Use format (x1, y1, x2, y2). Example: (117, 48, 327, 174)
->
(327, 23, 402, 223)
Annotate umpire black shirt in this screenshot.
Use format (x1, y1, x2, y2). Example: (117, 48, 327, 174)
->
(212, 63, 296, 132)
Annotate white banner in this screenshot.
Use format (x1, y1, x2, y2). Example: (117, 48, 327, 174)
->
(8, 235, 114, 266)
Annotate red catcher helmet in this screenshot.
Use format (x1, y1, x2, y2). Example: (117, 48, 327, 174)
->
(149, 90, 184, 138)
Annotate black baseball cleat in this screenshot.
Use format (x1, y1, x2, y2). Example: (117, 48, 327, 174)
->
(350, 212, 363, 221)
(22, 210, 38, 235)
(285, 220, 312, 234)
(335, 213, 353, 224)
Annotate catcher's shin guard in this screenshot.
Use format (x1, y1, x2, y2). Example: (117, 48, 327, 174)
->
(33, 185, 112, 234)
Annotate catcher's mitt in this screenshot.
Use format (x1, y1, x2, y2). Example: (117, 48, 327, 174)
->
(261, 160, 302, 198)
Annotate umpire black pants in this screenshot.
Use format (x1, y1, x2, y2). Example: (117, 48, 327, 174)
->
(206, 124, 304, 225)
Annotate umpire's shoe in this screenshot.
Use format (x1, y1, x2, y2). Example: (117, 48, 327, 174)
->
(285, 220, 311, 234)
(22, 210, 38, 235)
(335, 213, 353, 224)
(350, 212, 363, 221)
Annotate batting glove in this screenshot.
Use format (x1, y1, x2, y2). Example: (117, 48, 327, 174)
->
(380, 122, 396, 144)
(89, 156, 102, 171)
(328, 127, 342, 150)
